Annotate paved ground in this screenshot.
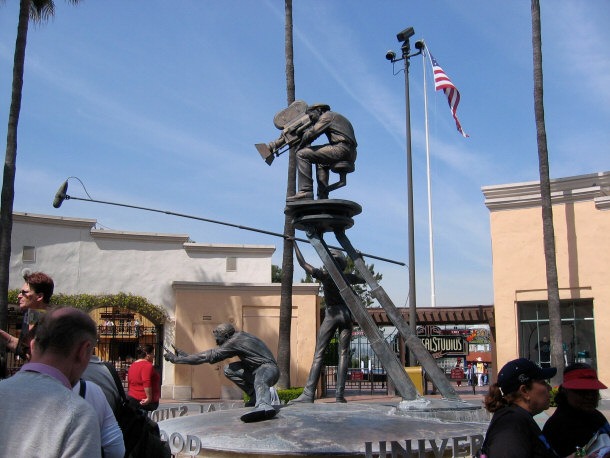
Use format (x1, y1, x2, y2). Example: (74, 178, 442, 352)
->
(315, 384, 610, 429)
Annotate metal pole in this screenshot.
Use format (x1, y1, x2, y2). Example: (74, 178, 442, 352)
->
(401, 39, 417, 365)
(422, 45, 436, 308)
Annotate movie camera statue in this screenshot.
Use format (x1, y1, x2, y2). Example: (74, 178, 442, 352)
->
(255, 100, 311, 166)
(255, 100, 357, 200)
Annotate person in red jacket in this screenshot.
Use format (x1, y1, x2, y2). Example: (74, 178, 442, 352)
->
(127, 344, 160, 411)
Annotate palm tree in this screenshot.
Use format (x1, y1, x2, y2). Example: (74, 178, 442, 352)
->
(276, 0, 296, 389)
(0, 0, 81, 377)
(531, 0, 563, 385)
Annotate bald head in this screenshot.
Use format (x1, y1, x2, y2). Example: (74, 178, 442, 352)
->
(33, 307, 97, 356)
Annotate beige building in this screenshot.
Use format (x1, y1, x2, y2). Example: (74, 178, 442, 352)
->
(9, 212, 320, 400)
(166, 282, 319, 400)
(483, 171, 610, 389)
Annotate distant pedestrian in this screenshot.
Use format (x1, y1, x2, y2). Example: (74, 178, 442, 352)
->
(128, 344, 160, 411)
(468, 364, 478, 394)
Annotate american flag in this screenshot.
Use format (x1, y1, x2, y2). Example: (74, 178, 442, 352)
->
(430, 53, 469, 137)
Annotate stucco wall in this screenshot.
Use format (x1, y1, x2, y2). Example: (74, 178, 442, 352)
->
(164, 282, 320, 400)
(485, 172, 610, 386)
(9, 213, 275, 316)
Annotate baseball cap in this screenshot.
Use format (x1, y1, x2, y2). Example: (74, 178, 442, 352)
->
(562, 369, 607, 390)
(497, 358, 557, 395)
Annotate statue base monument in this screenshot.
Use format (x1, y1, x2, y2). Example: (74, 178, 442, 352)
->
(158, 401, 490, 457)
(158, 201, 491, 457)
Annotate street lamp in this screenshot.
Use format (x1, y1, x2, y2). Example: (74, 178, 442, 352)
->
(386, 27, 423, 365)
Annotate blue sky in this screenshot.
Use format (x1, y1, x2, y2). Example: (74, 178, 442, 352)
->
(0, 1, 608, 308)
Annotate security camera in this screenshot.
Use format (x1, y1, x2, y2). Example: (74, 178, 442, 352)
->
(415, 40, 425, 50)
(396, 27, 415, 42)
(385, 50, 396, 61)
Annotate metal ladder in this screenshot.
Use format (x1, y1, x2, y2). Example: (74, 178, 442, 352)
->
(303, 224, 460, 401)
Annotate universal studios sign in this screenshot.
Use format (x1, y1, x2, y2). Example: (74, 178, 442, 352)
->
(417, 326, 468, 357)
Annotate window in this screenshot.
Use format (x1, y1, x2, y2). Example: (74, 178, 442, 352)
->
(518, 299, 596, 369)
(22, 246, 35, 263)
(226, 257, 237, 272)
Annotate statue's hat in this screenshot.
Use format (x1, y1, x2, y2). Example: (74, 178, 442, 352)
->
(306, 103, 330, 113)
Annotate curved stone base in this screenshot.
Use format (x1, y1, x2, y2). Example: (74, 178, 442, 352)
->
(158, 401, 488, 457)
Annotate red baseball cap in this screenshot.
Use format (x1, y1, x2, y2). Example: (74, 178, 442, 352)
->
(562, 369, 607, 390)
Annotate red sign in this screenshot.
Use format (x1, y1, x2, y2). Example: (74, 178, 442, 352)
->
(351, 371, 364, 381)
(450, 368, 465, 380)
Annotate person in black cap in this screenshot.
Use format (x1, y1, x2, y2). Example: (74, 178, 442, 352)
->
(542, 363, 609, 457)
(288, 103, 357, 201)
(480, 358, 558, 457)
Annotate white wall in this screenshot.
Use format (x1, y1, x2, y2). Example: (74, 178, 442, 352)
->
(9, 212, 275, 317)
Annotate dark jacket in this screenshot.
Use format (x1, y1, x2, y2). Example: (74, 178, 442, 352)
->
(205, 331, 278, 374)
(482, 404, 557, 457)
(542, 403, 609, 457)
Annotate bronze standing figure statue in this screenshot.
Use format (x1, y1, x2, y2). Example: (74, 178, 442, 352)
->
(290, 241, 365, 403)
(164, 323, 280, 422)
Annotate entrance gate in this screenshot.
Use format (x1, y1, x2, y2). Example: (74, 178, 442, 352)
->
(92, 307, 164, 388)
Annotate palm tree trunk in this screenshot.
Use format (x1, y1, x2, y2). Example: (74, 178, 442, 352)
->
(0, 0, 30, 377)
(276, 0, 296, 389)
(531, 0, 563, 385)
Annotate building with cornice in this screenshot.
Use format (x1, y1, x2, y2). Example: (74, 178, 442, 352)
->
(482, 171, 609, 390)
(8, 212, 319, 400)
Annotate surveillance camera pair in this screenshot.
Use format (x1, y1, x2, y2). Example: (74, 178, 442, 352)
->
(385, 27, 424, 62)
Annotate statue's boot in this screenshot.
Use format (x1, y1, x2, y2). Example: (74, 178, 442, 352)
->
(240, 402, 277, 423)
(335, 396, 347, 403)
(286, 191, 313, 201)
(288, 389, 314, 404)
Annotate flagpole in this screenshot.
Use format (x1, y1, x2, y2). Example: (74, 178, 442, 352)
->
(422, 43, 437, 308)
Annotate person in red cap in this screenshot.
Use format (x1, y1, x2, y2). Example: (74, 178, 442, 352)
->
(542, 363, 609, 457)
(480, 358, 557, 457)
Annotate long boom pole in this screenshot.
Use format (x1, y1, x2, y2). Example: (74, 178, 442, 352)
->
(59, 193, 406, 267)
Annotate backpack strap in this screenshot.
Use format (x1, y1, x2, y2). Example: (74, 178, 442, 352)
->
(103, 361, 128, 401)
(78, 379, 87, 398)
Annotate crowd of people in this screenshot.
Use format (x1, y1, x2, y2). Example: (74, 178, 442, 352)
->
(480, 358, 609, 457)
(0, 271, 165, 457)
(1, 271, 609, 457)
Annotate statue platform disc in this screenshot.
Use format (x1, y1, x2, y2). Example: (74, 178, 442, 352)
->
(285, 199, 362, 233)
(159, 401, 489, 457)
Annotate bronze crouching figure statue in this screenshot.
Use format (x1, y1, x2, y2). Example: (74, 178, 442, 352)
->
(164, 323, 280, 422)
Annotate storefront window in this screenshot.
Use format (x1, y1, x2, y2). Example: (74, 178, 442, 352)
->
(518, 299, 596, 369)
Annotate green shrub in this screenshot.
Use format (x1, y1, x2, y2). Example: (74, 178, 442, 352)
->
(549, 386, 559, 407)
(7, 289, 168, 325)
(244, 387, 304, 405)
